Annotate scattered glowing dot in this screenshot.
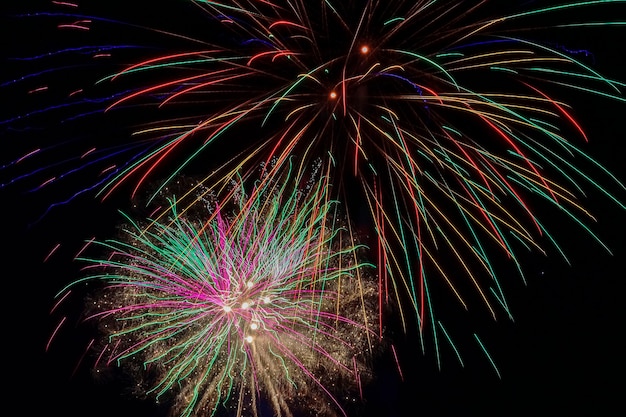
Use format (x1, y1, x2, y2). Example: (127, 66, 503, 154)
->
(245, 335, 254, 343)
(250, 322, 258, 330)
(360, 45, 369, 54)
(262, 296, 271, 304)
(329, 91, 338, 99)
(246, 280, 254, 288)
(223, 305, 232, 313)
(241, 301, 250, 309)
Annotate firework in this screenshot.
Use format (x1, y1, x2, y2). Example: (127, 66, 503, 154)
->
(55, 167, 380, 417)
(4, 1, 625, 361)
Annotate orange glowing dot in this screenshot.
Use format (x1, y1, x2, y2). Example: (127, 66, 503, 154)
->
(360, 45, 369, 54)
(329, 91, 338, 99)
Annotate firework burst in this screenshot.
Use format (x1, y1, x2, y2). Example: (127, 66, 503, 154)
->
(4, 1, 625, 361)
(54, 167, 380, 417)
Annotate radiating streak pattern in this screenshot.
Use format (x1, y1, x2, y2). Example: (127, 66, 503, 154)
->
(3, 0, 625, 364)
(56, 170, 379, 417)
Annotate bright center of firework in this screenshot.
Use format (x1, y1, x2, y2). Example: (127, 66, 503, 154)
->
(223, 305, 232, 313)
(329, 91, 338, 100)
(360, 45, 369, 54)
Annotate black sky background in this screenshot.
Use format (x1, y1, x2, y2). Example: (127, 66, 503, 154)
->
(2, 1, 625, 416)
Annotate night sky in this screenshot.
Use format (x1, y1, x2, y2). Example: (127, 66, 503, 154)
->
(2, 2, 625, 416)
